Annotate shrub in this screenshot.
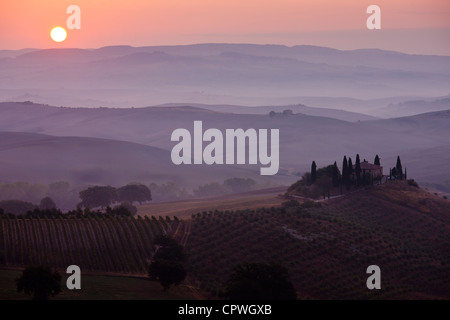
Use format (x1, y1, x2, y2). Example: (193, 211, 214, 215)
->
(407, 179, 419, 188)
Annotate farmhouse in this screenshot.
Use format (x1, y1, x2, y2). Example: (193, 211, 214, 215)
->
(353, 160, 383, 178)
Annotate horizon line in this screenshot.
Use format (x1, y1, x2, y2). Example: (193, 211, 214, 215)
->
(2, 42, 450, 57)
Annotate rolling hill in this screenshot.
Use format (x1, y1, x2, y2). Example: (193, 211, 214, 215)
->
(2, 181, 447, 299)
(1, 44, 449, 108)
(0, 101, 449, 192)
(184, 181, 450, 299)
(157, 102, 378, 122)
(0, 131, 291, 187)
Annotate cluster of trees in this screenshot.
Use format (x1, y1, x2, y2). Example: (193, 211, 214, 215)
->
(0, 203, 137, 218)
(0, 181, 80, 211)
(0, 177, 260, 213)
(149, 182, 189, 202)
(78, 184, 151, 209)
(16, 266, 62, 300)
(269, 109, 294, 117)
(311, 154, 384, 189)
(0, 197, 58, 216)
(340, 154, 376, 189)
(390, 156, 407, 180)
(148, 235, 186, 291)
(0, 184, 147, 215)
(298, 154, 406, 198)
(339, 154, 380, 189)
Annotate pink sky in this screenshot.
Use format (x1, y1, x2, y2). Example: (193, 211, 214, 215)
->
(1, 0, 449, 54)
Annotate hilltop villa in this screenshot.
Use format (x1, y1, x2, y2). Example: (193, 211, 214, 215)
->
(353, 160, 383, 178)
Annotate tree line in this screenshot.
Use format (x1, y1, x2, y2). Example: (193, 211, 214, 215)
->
(290, 154, 407, 199)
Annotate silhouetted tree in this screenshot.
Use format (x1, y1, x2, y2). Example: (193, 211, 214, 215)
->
(391, 167, 398, 179)
(0, 200, 35, 215)
(223, 263, 297, 300)
(404, 168, 407, 180)
(396, 156, 403, 180)
(148, 260, 186, 291)
(374, 155, 380, 166)
(39, 197, 56, 210)
(148, 235, 186, 290)
(311, 161, 317, 184)
(119, 202, 137, 216)
(79, 186, 118, 209)
(332, 161, 340, 187)
(16, 266, 61, 300)
(348, 157, 353, 187)
(316, 176, 331, 199)
(105, 202, 137, 216)
(342, 156, 348, 187)
(117, 184, 152, 204)
(149, 182, 189, 202)
(355, 154, 361, 186)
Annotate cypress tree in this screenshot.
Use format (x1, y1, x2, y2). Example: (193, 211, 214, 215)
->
(332, 161, 340, 187)
(392, 167, 397, 178)
(311, 161, 317, 184)
(404, 168, 407, 180)
(374, 155, 380, 166)
(348, 158, 353, 184)
(355, 154, 361, 186)
(396, 156, 403, 180)
(342, 156, 348, 186)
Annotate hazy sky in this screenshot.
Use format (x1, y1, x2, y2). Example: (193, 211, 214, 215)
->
(1, 0, 449, 54)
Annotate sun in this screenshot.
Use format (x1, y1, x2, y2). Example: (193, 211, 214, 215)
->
(50, 27, 67, 43)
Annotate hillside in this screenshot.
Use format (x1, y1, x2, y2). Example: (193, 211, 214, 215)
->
(0, 131, 290, 187)
(0, 102, 449, 192)
(158, 103, 378, 122)
(183, 181, 450, 299)
(378, 97, 450, 118)
(1, 181, 449, 299)
(0, 215, 173, 274)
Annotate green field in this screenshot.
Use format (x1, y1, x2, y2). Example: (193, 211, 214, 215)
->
(0, 269, 199, 300)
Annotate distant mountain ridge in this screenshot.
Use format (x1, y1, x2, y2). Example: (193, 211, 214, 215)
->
(1, 44, 449, 108)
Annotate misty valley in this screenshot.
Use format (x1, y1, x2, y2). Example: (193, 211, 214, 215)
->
(0, 44, 449, 301)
